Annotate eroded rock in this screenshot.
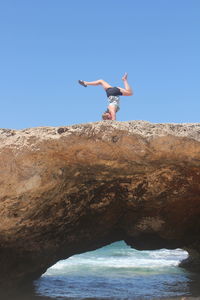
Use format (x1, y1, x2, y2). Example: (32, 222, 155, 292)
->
(0, 120, 200, 287)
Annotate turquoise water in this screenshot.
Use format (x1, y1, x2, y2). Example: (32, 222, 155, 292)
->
(34, 241, 200, 299)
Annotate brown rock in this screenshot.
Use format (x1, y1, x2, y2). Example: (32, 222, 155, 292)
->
(0, 120, 200, 287)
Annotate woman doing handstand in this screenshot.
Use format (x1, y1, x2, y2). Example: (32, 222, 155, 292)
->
(78, 73, 133, 120)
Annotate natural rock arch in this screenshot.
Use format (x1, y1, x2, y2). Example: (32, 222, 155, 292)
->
(0, 121, 200, 287)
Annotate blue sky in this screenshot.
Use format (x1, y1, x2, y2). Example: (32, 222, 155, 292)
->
(0, 0, 199, 129)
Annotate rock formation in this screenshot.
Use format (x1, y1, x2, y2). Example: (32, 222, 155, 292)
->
(0, 121, 200, 288)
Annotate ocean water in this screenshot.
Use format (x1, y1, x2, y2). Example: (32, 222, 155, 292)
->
(33, 241, 200, 299)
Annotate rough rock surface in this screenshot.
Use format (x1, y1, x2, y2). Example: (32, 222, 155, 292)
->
(0, 120, 200, 287)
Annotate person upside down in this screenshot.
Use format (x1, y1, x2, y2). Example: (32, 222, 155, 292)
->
(78, 73, 133, 120)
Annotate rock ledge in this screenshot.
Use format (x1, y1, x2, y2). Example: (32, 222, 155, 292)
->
(0, 121, 200, 287)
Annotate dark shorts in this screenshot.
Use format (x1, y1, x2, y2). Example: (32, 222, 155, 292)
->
(105, 87, 123, 97)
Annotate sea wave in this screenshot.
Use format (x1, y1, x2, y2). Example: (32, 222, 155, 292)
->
(35, 242, 192, 299)
(44, 242, 188, 277)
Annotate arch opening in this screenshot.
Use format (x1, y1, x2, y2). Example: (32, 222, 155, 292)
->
(34, 241, 193, 299)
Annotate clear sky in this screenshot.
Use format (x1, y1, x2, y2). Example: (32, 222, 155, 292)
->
(0, 0, 199, 129)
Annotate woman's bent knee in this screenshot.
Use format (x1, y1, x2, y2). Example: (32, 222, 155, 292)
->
(100, 80, 112, 89)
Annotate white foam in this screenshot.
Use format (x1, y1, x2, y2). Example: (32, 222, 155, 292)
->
(149, 248, 188, 259)
(43, 242, 188, 275)
(45, 248, 188, 276)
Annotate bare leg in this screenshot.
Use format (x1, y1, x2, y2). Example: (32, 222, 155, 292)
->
(118, 73, 133, 96)
(108, 105, 117, 120)
(83, 79, 112, 90)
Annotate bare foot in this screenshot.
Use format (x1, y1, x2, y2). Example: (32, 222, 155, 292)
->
(122, 72, 128, 81)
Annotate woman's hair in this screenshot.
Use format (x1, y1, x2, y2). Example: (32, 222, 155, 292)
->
(102, 112, 111, 120)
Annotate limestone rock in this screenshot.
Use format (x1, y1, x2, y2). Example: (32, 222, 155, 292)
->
(0, 121, 200, 287)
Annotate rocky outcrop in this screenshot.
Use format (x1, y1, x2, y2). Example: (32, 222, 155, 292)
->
(0, 121, 200, 287)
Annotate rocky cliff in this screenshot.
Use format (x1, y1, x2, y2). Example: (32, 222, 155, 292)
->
(0, 121, 200, 287)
